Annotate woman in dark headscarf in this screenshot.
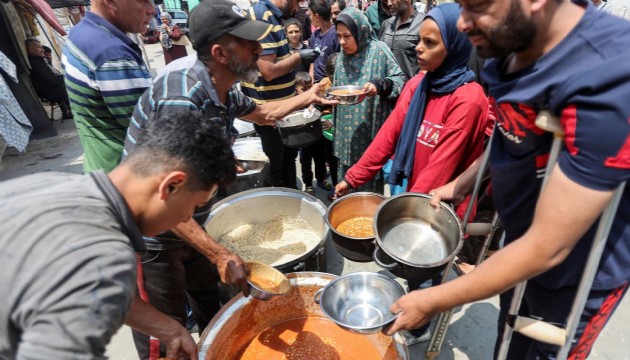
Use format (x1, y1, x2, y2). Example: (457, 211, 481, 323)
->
(335, 2, 490, 344)
(333, 7, 405, 194)
(336, 2, 488, 217)
(159, 12, 188, 65)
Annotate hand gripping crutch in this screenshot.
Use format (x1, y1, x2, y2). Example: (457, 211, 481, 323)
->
(496, 111, 627, 359)
(425, 128, 500, 360)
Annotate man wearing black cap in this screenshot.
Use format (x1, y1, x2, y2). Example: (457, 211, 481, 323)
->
(242, 0, 321, 189)
(124, 1, 332, 358)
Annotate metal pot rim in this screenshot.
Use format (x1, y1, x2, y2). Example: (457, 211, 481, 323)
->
(277, 109, 322, 128)
(326, 192, 386, 240)
(373, 193, 464, 268)
(206, 187, 330, 268)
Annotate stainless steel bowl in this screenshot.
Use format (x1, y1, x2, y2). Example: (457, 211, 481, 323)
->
(236, 159, 266, 172)
(314, 272, 405, 334)
(326, 85, 367, 105)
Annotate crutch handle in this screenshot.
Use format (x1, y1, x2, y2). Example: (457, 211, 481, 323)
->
(535, 111, 564, 135)
(464, 222, 493, 236)
(512, 316, 566, 346)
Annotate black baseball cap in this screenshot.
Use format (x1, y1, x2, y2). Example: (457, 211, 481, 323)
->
(189, 0, 273, 50)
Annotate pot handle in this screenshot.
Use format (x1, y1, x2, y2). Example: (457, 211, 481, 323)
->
(313, 288, 323, 304)
(373, 246, 398, 270)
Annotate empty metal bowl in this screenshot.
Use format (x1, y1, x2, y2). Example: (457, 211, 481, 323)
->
(236, 159, 267, 172)
(246, 261, 292, 301)
(314, 272, 405, 334)
(326, 85, 367, 105)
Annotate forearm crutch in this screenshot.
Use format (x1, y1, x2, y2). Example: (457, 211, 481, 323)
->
(425, 128, 498, 359)
(496, 111, 627, 359)
(425, 214, 502, 360)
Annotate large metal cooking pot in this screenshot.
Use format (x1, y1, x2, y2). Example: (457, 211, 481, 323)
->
(373, 193, 463, 282)
(205, 187, 329, 273)
(227, 138, 267, 196)
(276, 109, 322, 148)
(199, 272, 409, 360)
(327, 192, 386, 262)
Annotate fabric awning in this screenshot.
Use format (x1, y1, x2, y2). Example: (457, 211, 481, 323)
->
(24, 0, 66, 35)
(46, 0, 89, 9)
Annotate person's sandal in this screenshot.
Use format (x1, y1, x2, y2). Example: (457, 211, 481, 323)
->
(404, 329, 431, 346)
(305, 186, 315, 196)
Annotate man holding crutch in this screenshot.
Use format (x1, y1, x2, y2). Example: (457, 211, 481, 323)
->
(384, 0, 630, 358)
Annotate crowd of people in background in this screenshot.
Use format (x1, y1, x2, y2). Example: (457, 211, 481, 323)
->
(4, 0, 628, 359)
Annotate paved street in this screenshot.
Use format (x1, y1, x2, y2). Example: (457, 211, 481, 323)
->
(1, 42, 628, 360)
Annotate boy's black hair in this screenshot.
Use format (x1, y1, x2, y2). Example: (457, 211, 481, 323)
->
(308, 0, 332, 22)
(295, 71, 313, 88)
(325, 53, 338, 77)
(283, 18, 303, 31)
(127, 111, 236, 191)
(332, 0, 346, 10)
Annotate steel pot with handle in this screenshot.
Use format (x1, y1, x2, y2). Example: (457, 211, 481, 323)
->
(276, 108, 322, 148)
(373, 193, 464, 282)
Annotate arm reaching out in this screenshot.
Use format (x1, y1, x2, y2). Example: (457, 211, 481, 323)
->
(386, 165, 615, 335)
(171, 218, 250, 296)
(428, 156, 482, 210)
(125, 294, 198, 360)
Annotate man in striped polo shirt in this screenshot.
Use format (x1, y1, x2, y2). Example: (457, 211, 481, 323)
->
(243, 0, 321, 188)
(62, 0, 155, 173)
(123, 1, 333, 358)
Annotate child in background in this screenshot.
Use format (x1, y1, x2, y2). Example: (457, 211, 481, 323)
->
(318, 53, 337, 98)
(318, 53, 339, 200)
(284, 19, 309, 73)
(295, 71, 313, 95)
(295, 71, 332, 196)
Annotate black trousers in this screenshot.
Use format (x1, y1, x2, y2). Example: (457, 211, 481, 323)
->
(300, 137, 327, 186)
(494, 281, 628, 359)
(323, 138, 338, 186)
(255, 124, 298, 189)
(132, 245, 221, 359)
